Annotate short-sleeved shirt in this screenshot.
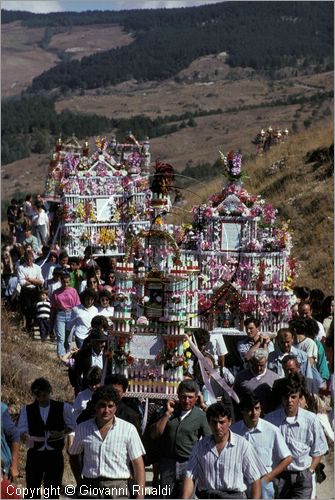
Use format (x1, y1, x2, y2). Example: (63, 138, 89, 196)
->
(69, 416, 145, 478)
(207, 333, 228, 365)
(237, 338, 274, 363)
(265, 407, 328, 471)
(294, 337, 318, 361)
(185, 431, 267, 492)
(231, 418, 291, 473)
(51, 286, 81, 311)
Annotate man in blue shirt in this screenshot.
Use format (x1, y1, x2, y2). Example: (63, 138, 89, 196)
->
(268, 327, 313, 379)
(265, 374, 328, 499)
(231, 393, 292, 498)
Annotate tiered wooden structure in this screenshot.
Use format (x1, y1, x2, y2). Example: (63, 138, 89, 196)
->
(44, 137, 297, 395)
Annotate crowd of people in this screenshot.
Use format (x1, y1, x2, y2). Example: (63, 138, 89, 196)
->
(1, 196, 334, 500)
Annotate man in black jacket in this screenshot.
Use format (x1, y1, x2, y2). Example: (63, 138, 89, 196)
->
(76, 374, 142, 435)
(72, 329, 112, 394)
(17, 378, 74, 499)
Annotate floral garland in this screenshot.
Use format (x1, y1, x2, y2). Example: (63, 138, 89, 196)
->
(156, 338, 185, 370)
(110, 337, 135, 366)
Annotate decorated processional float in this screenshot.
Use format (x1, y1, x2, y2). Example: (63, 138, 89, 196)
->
(44, 134, 298, 397)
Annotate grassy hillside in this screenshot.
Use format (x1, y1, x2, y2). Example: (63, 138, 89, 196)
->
(171, 120, 334, 293)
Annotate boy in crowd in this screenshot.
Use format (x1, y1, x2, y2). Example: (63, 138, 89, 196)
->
(35, 289, 51, 342)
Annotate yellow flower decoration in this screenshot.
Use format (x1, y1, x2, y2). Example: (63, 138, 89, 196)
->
(99, 228, 116, 246)
(89, 206, 96, 222)
(283, 276, 294, 291)
(114, 208, 119, 223)
(76, 202, 85, 220)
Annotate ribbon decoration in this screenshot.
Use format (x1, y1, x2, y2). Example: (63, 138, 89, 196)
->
(185, 334, 240, 404)
(141, 397, 149, 435)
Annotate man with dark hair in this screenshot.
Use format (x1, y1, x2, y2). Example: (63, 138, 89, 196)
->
(274, 354, 323, 394)
(72, 329, 111, 394)
(105, 374, 142, 430)
(69, 386, 146, 499)
(22, 225, 40, 255)
(304, 317, 330, 385)
(181, 402, 266, 499)
(150, 380, 211, 498)
(193, 327, 228, 370)
(290, 318, 318, 366)
(32, 201, 50, 247)
(265, 375, 328, 499)
(73, 366, 103, 421)
(69, 256, 85, 293)
(76, 374, 142, 435)
(299, 302, 326, 341)
(237, 317, 274, 365)
(17, 378, 74, 499)
(231, 394, 292, 498)
(18, 250, 44, 334)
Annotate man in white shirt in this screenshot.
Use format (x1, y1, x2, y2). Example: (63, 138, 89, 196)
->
(299, 302, 326, 341)
(18, 378, 74, 499)
(69, 385, 146, 499)
(18, 250, 44, 334)
(231, 393, 292, 498)
(32, 202, 50, 247)
(265, 374, 328, 499)
(72, 366, 102, 422)
(181, 402, 267, 499)
(289, 318, 318, 365)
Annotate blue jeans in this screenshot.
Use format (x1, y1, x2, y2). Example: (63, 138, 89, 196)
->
(54, 310, 72, 356)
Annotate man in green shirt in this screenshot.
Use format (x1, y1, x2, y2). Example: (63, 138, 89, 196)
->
(150, 380, 211, 498)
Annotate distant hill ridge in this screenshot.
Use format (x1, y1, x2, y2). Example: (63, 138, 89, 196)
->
(2, 1, 333, 93)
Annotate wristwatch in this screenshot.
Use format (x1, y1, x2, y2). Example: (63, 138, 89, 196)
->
(309, 468, 315, 475)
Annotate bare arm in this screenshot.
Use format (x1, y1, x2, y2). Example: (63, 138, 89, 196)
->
(263, 455, 292, 482)
(249, 479, 261, 499)
(244, 335, 270, 362)
(310, 455, 322, 472)
(131, 456, 146, 499)
(218, 354, 225, 368)
(181, 477, 195, 499)
(9, 441, 20, 482)
(150, 400, 175, 439)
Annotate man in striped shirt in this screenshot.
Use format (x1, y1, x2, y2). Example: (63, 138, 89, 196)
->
(181, 402, 267, 499)
(265, 374, 328, 499)
(69, 385, 146, 499)
(231, 393, 292, 498)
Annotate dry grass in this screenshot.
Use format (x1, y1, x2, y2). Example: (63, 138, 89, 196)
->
(48, 24, 133, 60)
(1, 22, 59, 97)
(1, 309, 76, 487)
(180, 120, 334, 293)
(1, 309, 74, 413)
